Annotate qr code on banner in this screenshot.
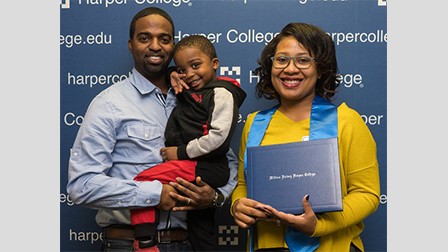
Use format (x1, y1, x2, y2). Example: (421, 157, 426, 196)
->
(218, 225, 239, 246)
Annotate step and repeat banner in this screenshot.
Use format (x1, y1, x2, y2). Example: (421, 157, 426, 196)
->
(60, 0, 387, 251)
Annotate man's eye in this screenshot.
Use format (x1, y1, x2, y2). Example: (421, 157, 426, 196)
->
(160, 36, 172, 44)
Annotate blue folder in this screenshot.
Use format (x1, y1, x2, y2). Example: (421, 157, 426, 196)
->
(246, 137, 343, 214)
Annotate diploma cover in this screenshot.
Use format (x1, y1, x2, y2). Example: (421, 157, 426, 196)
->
(244, 95, 340, 251)
(246, 137, 342, 214)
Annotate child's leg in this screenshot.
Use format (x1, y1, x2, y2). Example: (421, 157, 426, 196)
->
(134, 160, 197, 183)
(195, 156, 230, 188)
(182, 157, 228, 251)
(131, 160, 197, 228)
(186, 208, 218, 251)
(131, 207, 159, 249)
(131, 160, 197, 249)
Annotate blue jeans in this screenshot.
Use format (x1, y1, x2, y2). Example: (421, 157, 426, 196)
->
(101, 238, 194, 252)
(158, 240, 194, 252)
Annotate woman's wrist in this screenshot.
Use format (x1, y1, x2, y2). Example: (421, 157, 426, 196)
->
(231, 198, 240, 216)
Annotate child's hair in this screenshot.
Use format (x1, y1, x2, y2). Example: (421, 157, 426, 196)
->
(254, 23, 340, 101)
(174, 35, 217, 59)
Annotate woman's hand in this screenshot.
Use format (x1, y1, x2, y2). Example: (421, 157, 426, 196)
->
(263, 195, 317, 236)
(232, 198, 271, 229)
(170, 71, 188, 94)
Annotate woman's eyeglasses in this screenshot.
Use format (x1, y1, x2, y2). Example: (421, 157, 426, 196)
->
(271, 56, 315, 69)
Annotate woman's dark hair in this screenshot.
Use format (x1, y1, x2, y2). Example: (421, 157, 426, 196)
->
(254, 23, 340, 101)
(129, 7, 175, 39)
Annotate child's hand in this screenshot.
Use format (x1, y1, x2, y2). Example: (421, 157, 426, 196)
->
(160, 147, 178, 162)
(170, 71, 188, 94)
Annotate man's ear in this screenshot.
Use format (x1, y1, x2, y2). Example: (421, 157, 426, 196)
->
(128, 39, 133, 53)
(212, 58, 220, 70)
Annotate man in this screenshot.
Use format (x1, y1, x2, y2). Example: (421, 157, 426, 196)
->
(67, 7, 237, 252)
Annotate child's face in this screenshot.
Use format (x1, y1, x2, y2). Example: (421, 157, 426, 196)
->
(174, 47, 219, 90)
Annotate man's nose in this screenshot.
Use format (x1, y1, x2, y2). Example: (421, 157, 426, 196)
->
(148, 38, 161, 51)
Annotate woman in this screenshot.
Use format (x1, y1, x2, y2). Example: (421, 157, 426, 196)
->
(231, 23, 380, 252)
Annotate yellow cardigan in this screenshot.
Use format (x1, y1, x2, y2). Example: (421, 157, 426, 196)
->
(231, 103, 380, 252)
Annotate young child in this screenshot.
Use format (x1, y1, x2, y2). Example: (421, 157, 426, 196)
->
(131, 35, 246, 251)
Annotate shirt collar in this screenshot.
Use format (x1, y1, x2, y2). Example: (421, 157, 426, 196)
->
(129, 68, 157, 95)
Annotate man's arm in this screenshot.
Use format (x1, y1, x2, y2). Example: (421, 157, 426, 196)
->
(218, 147, 238, 199)
(66, 94, 165, 210)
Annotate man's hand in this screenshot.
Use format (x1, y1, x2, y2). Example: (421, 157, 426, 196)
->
(156, 184, 179, 211)
(160, 147, 178, 162)
(168, 176, 215, 211)
(170, 71, 188, 94)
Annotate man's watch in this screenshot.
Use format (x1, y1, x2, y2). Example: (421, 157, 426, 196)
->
(212, 189, 225, 208)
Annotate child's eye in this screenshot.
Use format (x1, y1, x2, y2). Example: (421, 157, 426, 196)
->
(192, 63, 200, 69)
(177, 68, 185, 74)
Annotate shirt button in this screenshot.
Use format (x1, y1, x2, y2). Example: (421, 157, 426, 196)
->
(146, 199, 151, 204)
(73, 152, 78, 157)
(144, 133, 149, 138)
(117, 201, 121, 205)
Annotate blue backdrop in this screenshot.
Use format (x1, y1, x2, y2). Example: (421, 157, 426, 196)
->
(60, 0, 387, 251)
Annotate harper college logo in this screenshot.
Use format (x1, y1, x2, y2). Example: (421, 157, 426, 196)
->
(60, 0, 70, 8)
(220, 66, 241, 86)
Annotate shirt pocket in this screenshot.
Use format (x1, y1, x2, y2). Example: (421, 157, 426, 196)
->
(126, 122, 163, 142)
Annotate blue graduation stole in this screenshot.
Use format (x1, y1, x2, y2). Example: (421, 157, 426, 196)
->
(243, 95, 338, 252)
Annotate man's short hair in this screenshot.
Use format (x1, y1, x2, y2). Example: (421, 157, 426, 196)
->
(129, 7, 175, 39)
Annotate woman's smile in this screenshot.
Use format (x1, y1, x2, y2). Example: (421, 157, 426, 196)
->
(280, 77, 303, 88)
